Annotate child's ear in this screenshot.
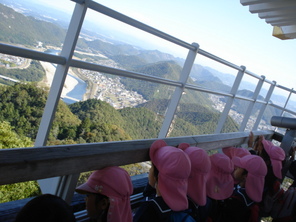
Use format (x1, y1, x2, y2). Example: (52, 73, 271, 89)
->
(242, 173, 247, 182)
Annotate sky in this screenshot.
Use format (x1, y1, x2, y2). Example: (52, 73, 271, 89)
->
(37, 0, 296, 91)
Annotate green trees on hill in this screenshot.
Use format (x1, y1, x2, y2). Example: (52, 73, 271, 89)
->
(0, 83, 46, 138)
(0, 121, 33, 149)
(0, 83, 238, 145)
(0, 4, 65, 46)
(119, 107, 161, 139)
(69, 99, 131, 142)
(119, 61, 181, 100)
(0, 60, 45, 82)
(139, 101, 239, 137)
(0, 83, 81, 141)
(0, 121, 41, 203)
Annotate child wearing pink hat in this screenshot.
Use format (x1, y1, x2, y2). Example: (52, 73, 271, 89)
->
(209, 154, 267, 222)
(206, 153, 234, 201)
(206, 153, 234, 221)
(178, 143, 212, 222)
(133, 140, 192, 222)
(222, 146, 251, 184)
(75, 166, 133, 222)
(254, 136, 286, 218)
(222, 146, 251, 160)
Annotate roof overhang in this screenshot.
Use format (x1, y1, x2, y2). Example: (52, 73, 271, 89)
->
(241, 0, 296, 40)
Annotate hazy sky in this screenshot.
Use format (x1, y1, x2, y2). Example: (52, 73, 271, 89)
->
(38, 0, 296, 91)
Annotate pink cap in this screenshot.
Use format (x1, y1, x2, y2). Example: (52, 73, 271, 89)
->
(150, 140, 191, 211)
(206, 153, 234, 200)
(222, 147, 251, 159)
(75, 166, 133, 222)
(262, 139, 285, 179)
(232, 155, 267, 202)
(178, 143, 211, 206)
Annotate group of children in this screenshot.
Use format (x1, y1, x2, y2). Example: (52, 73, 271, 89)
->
(133, 138, 273, 222)
(14, 135, 296, 222)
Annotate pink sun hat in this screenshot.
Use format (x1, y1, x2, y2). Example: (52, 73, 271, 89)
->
(222, 147, 251, 159)
(206, 153, 234, 200)
(150, 140, 191, 211)
(75, 166, 133, 222)
(261, 139, 286, 179)
(178, 143, 211, 206)
(222, 147, 251, 184)
(232, 155, 267, 202)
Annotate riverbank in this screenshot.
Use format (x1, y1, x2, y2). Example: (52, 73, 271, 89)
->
(39, 61, 79, 97)
(70, 67, 97, 101)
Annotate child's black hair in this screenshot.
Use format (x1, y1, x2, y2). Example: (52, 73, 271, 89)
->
(152, 163, 159, 181)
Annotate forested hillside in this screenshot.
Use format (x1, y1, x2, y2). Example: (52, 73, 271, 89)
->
(119, 107, 161, 139)
(68, 99, 131, 143)
(0, 83, 81, 142)
(138, 99, 238, 137)
(0, 4, 65, 46)
(0, 3, 88, 49)
(0, 83, 238, 144)
(0, 60, 45, 83)
(173, 103, 238, 135)
(221, 89, 282, 122)
(119, 60, 212, 107)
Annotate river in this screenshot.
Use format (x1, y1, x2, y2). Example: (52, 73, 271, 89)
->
(45, 49, 87, 104)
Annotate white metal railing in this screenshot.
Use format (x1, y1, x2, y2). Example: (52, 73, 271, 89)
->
(0, 130, 275, 186)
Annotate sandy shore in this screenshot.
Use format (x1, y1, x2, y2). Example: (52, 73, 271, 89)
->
(40, 61, 79, 97)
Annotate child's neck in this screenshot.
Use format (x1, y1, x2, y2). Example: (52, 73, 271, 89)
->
(239, 181, 246, 188)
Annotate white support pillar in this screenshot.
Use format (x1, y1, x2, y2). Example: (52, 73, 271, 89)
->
(36, 0, 89, 202)
(252, 81, 276, 130)
(215, 66, 246, 134)
(239, 75, 265, 131)
(158, 43, 199, 138)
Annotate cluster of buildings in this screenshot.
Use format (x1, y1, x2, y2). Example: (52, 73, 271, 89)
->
(0, 53, 26, 68)
(209, 94, 273, 131)
(80, 68, 147, 109)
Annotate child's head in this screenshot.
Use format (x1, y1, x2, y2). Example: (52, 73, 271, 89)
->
(222, 147, 251, 159)
(149, 139, 191, 211)
(14, 194, 75, 222)
(261, 139, 285, 179)
(232, 155, 267, 202)
(75, 166, 133, 222)
(148, 163, 159, 188)
(178, 143, 211, 206)
(233, 166, 248, 184)
(206, 153, 234, 200)
(222, 147, 252, 184)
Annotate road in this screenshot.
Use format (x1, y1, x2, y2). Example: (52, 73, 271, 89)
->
(0, 74, 19, 83)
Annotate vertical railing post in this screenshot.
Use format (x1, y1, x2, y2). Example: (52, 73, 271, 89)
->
(158, 43, 199, 138)
(252, 81, 276, 130)
(280, 88, 293, 117)
(36, 0, 89, 202)
(239, 75, 265, 131)
(215, 66, 246, 134)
